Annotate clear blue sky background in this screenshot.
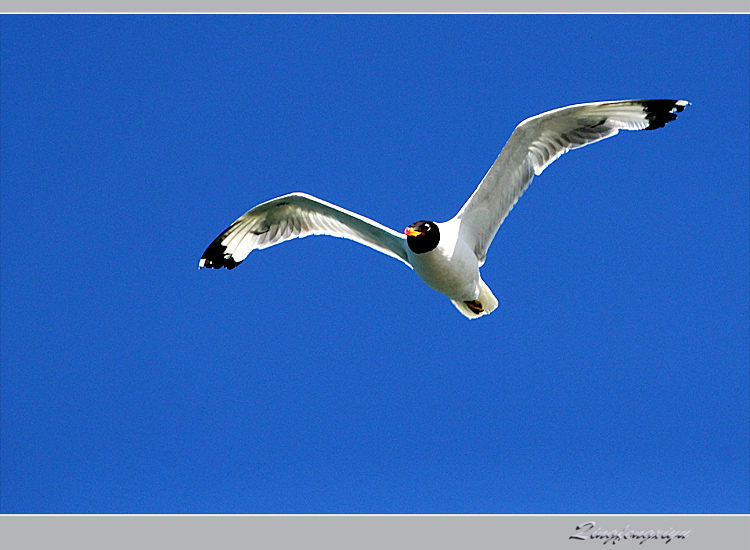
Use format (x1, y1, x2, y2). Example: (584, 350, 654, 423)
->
(2, 15, 748, 514)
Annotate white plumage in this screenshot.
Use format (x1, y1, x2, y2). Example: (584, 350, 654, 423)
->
(200, 99, 689, 319)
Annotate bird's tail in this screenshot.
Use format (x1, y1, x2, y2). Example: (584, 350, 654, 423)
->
(450, 277, 498, 319)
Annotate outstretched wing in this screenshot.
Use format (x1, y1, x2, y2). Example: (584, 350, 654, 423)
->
(199, 192, 410, 269)
(454, 99, 690, 265)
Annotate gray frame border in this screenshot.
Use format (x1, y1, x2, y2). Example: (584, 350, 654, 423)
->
(1, 515, 749, 549)
(1, 1, 749, 13)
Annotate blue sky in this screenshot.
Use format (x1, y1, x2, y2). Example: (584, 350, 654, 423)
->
(1, 15, 748, 514)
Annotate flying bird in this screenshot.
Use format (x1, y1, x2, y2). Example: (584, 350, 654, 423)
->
(200, 99, 689, 319)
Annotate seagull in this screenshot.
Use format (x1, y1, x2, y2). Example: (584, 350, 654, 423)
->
(200, 99, 689, 319)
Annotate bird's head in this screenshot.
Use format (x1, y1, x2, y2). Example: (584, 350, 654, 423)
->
(404, 221, 440, 254)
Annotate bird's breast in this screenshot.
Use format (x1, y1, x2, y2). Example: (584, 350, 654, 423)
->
(408, 223, 479, 301)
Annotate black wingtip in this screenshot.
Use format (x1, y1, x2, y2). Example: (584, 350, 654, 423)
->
(642, 99, 690, 131)
(199, 238, 241, 270)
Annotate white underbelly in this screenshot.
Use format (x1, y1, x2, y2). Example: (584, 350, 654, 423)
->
(409, 239, 480, 301)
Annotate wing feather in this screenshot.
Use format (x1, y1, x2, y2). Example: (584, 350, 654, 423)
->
(199, 192, 410, 269)
(454, 99, 689, 265)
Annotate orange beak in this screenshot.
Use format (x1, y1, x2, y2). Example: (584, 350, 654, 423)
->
(404, 227, 423, 237)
